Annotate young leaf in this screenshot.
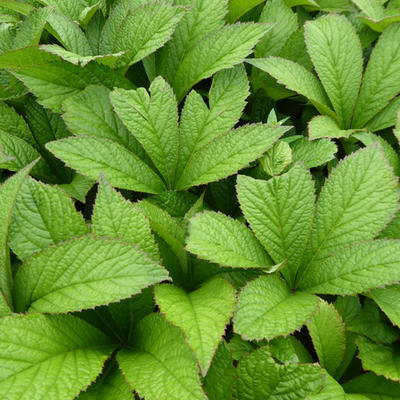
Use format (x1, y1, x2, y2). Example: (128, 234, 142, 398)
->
(307, 300, 346, 376)
(155, 278, 236, 375)
(356, 336, 400, 381)
(117, 313, 207, 400)
(14, 235, 169, 313)
(308, 115, 357, 140)
(352, 23, 400, 128)
(299, 240, 400, 295)
(62, 85, 144, 156)
(237, 164, 315, 287)
(111, 77, 179, 188)
(59, 173, 94, 202)
(0, 313, 114, 400)
(298, 145, 399, 282)
(9, 177, 89, 260)
(234, 275, 319, 340)
(368, 284, 400, 328)
(186, 211, 274, 269)
(259, 140, 293, 176)
(92, 175, 160, 262)
(176, 124, 290, 190)
(46, 136, 166, 193)
(305, 15, 363, 128)
(0, 161, 37, 306)
(234, 347, 324, 399)
(203, 341, 234, 400)
(172, 22, 272, 101)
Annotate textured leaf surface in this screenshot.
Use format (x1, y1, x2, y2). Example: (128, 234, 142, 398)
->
(92, 175, 160, 262)
(186, 211, 273, 269)
(155, 278, 236, 375)
(9, 177, 89, 260)
(237, 164, 315, 286)
(307, 300, 346, 375)
(234, 347, 324, 399)
(367, 96, 400, 132)
(176, 124, 289, 190)
(357, 336, 400, 381)
(118, 313, 207, 400)
(0, 162, 36, 306)
(14, 235, 169, 313)
(298, 145, 398, 282)
(234, 275, 319, 340)
(172, 22, 271, 101)
(290, 137, 337, 168)
(368, 285, 400, 328)
(46, 136, 165, 193)
(111, 77, 179, 188)
(308, 115, 356, 140)
(0, 313, 114, 400)
(305, 15, 363, 128)
(62, 85, 142, 155)
(352, 23, 400, 128)
(259, 140, 292, 176)
(299, 240, 400, 295)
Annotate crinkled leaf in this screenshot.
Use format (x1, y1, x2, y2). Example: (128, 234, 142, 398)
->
(259, 140, 292, 176)
(14, 235, 169, 313)
(234, 275, 319, 340)
(117, 313, 207, 400)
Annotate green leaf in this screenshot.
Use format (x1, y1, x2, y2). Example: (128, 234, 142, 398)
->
(46, 136, 166, 193)
(38, 0, 91, 21)
(396, 110, 400, 145)
(343, 372, 400, 399)
(0, 47, 134, 113)
(226, 0, 266, 23)
(99, 1, 185, 67)
(77, 360, 132, 400)
(259, 140, 293, 176)
(305, 15, 363, 128)
(0, 161, 36, 306)
(0, 313, 114, 400)
(176, 123, 289, 190)
(155, 278, 236, 375)
(177, 64, 249, 180)
(59, 173, 94, 202)
(14, 235, 169, 313)
(234, 275, 319, 340)
(356, 336, 400, 381)
(367, 96, 400, 132)
(308, 115, 358, 140)
(62, 85, 144, 156)
(247, 57, 336, 119)
(0, 291, 11, 317)
(352, 23, 400, 128)
(9, 177, 89, 260)
(186, 211, 274, 269)
(237, 164, 315, 287)
(234, 347, 324, 399)
(368, 285, 400, 328)
(299, 240, 400, 295)
(306, 373, 346, 400)
(92, 175, 160, 262)
(203, 341, 234, 400)
(268, 336, 313, 364)
(172, 22, 271, 101)
(297, 145, 399, 282)
(117, 313, 207, 400)
(307, 300, 346, 375)
(111, 77, 179, 188)
(0, 0, 34, 16)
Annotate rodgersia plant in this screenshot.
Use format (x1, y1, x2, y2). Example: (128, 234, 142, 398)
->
(1, 0, 400, 399)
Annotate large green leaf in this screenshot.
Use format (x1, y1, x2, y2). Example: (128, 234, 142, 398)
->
(9, 177, 89, 260)
(368, 284, 400, 328)
(0, 313, 114, 400)
(290, 137, 337, 168)
(234, 347, 324, 399)
(0, 161, 36, 307)
(234, 275, 319, 340)
(297, 145, 398, 283)
(176, 124, 289, 190)
(305, 15, 363, 128)
(92, 175, 160, 262)
(117, 313, 207, 400)
(307, 300, 346, 376)
(237, 164, 315, 287)
(186, 211, 273, 269)
(299, 240, 400, 295)
(111, 77, 179, 188)
(352, 23, 400, 128)
(46, 136, 166, 193)
(155, 278, 236, 375)
(226, 0, 266, 22)
(14, 235, 169, 313)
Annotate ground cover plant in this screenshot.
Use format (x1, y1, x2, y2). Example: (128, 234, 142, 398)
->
(1, 0, 400, 398)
